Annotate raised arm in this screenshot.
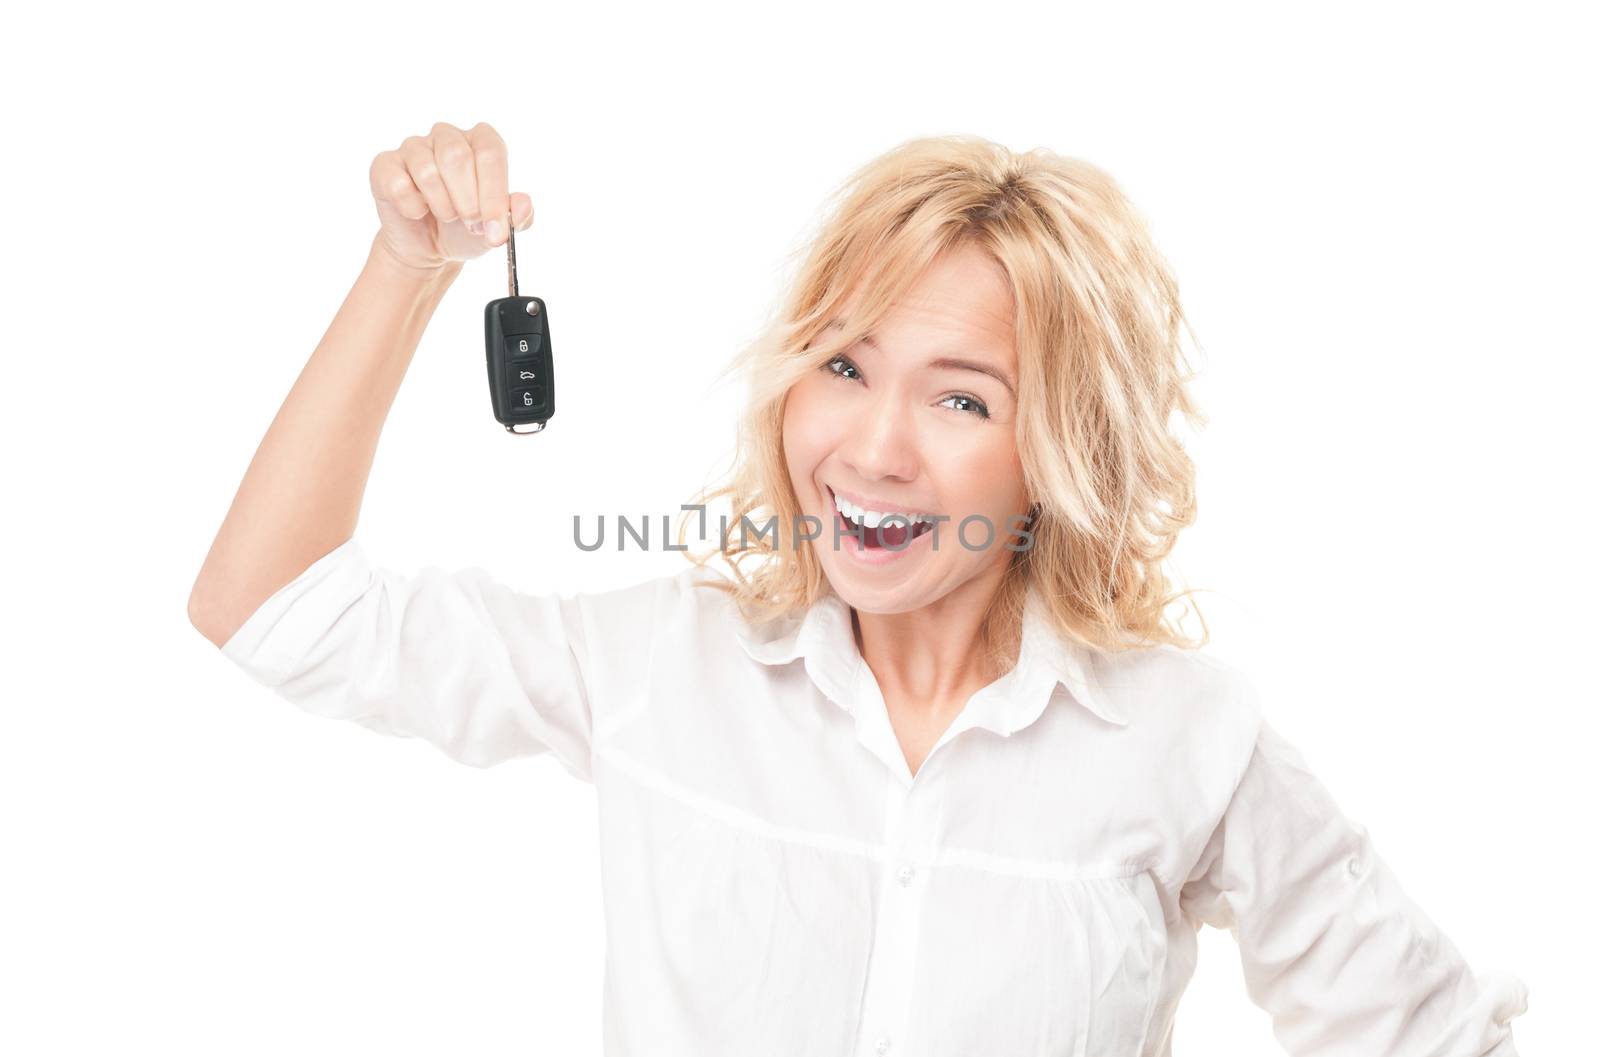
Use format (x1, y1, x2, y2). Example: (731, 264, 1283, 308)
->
(187, 120, 533, 647)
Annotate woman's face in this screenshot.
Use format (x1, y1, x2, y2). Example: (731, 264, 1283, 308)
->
(782, 243, 1029, 614)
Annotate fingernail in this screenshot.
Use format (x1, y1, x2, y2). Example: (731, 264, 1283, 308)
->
(486, 219, 504, 243)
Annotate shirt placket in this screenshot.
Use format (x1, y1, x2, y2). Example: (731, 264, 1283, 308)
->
(854, 772, 937, 1057)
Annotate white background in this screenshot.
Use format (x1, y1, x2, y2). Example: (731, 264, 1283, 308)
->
(3, 0, 1592, 1052)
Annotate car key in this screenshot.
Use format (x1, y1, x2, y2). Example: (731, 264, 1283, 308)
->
(484, 209, 554, 434)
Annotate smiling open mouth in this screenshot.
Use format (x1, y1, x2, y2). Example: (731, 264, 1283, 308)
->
(830, 488, 936, 550)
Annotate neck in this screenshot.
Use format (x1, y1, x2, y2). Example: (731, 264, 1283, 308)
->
(851, 564, 1018, 717)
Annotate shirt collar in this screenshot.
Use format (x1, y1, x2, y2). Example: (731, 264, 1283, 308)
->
(732, 580, 1129, 735)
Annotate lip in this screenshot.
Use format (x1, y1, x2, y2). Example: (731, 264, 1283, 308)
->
(825, 485, 936, 519)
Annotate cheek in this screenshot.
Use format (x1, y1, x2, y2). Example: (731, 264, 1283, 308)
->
(939, 435, 1027, 512)
(781, 379, 832, 483)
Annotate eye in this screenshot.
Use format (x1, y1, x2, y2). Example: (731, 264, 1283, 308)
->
(939, 393, 991, 420)
(822, 354, 861, 381)
(823, 355, 991, 419)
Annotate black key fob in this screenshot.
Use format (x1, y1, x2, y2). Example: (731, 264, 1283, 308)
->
(484, 213, 554, 434)
(485, 296, 554, 433)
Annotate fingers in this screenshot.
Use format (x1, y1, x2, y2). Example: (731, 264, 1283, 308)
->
(369, 150, 429, 220)
(509, 191, 535, 231)
(467, 122, 510, 245)
(370, 121, 531, 247)
(396, 134, 458, 223)
(426, 121, 480, 224)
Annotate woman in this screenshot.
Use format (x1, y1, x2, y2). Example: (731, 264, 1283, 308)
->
(188, 121, 1528, 1055)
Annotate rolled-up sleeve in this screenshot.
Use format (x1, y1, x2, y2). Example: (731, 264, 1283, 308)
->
(1178, 717, 1529, 1056)
(219, 537, 599, 777)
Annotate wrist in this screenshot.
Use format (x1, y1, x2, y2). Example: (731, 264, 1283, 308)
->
(366, 233, 464, 290)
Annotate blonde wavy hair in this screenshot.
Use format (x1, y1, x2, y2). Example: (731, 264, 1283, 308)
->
(675, 133, 1210, 670)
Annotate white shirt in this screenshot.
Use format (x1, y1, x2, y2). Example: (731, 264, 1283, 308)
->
(221, 537, 1529, 1056)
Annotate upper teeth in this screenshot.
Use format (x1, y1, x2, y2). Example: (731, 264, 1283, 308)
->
(834, 493, 932, 528)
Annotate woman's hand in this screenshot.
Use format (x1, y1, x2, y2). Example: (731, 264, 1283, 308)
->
(368, 121, 535, 275)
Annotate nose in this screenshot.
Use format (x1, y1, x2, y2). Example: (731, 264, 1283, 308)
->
(839, 387, 920, 484)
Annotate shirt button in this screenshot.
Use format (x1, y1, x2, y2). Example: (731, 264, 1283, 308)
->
(874, 1036, 891, 1054)
(1347, 856, 1362, 877)
(895, 865, 916, 887)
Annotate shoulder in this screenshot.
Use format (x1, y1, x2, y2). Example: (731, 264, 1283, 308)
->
(566, 561, 745, 650)
(1098, 642, 1264, 728)
(1093, 642, 1267, 788)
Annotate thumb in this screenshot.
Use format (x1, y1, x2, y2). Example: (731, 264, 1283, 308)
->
(508, 192, 535, 231)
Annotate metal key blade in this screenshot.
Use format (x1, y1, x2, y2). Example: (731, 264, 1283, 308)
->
(504, 209, 519, 297)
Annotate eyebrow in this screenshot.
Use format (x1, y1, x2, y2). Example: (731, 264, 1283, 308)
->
(854, 332, 1016, 397)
